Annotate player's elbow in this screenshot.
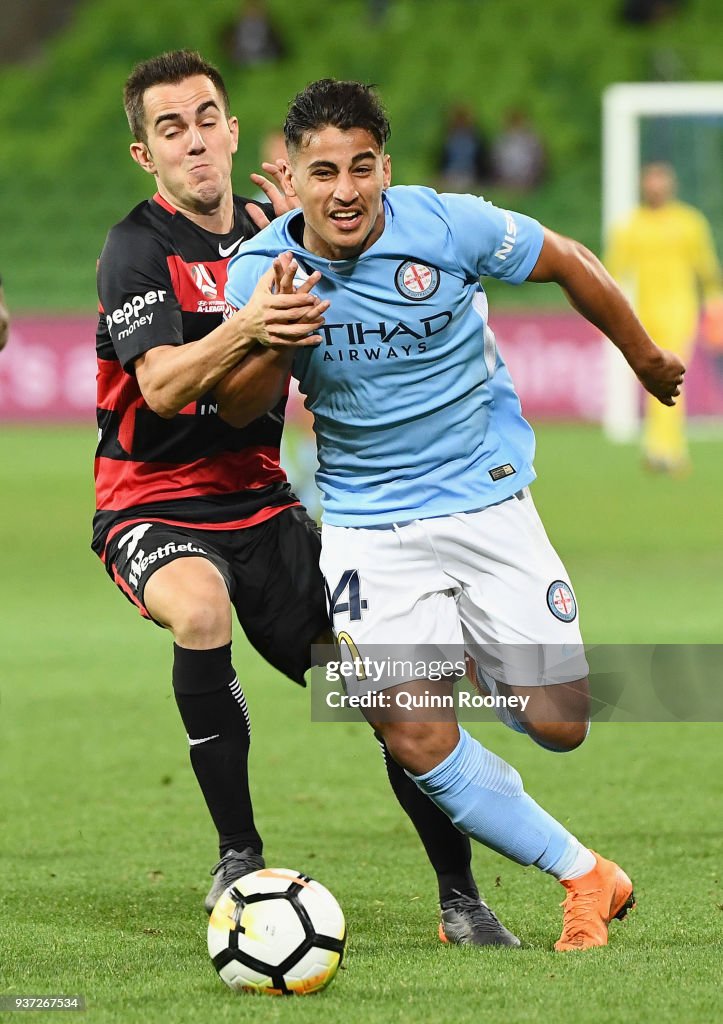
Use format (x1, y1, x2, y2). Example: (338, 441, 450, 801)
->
(142, 386, 181, 419)
(134, 350, 187, 418)
(152, 403, 179, 420)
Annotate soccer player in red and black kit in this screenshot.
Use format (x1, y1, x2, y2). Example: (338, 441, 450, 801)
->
(93, 49, 518, 946)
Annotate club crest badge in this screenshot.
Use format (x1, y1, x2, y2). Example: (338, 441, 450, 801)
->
(546, 581, 577, 622)
(394, 261, 440, 301)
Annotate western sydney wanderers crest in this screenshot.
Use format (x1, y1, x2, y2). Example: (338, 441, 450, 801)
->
(394, 260, 440, 301)
(546, 581, 577, 622)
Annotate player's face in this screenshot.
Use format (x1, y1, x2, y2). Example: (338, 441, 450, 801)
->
(284, 127, 391, 260)
(130, 75, 238, 215)
(641, 164, 676, 208)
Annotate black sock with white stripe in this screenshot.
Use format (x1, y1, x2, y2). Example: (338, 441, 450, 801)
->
(172, 643, 261, 858)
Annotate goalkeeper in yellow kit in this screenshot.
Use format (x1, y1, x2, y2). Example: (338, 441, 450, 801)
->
(606, 162, 721, 473)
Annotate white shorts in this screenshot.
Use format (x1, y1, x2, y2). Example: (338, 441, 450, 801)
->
(320, 489, 587, 691)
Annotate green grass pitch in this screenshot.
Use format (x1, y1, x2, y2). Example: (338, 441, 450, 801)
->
(0, 424, 721, 1024)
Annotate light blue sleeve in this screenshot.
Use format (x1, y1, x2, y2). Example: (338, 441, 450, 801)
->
(224, 251, 272, 311)
(440, 193, 544, 284)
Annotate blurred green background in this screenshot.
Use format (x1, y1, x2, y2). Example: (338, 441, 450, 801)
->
(2, 0, 723, 311)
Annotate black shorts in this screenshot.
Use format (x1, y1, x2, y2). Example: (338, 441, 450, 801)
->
(104, 507, 329, 685)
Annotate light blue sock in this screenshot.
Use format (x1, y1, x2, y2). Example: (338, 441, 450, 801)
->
(408, 727, 586, 877)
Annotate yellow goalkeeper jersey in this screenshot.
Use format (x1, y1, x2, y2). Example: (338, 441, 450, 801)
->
(605, 200, 721, 340)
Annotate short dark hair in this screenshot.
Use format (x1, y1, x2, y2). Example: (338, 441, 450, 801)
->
(284, 79, 391, 154)
(124, 50, 230, 143)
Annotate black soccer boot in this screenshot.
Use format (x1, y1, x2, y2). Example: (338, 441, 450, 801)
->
(204, 846, 265, 914)
(439, 889, 521, 947)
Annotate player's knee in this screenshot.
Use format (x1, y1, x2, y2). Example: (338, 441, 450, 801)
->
(528, 719, 589, 752)
(382, 728, 420, 770)
(381, 722, 458, 776)
(520, 678, 590, 752)
(145, 560, 231, 647)
(172, 598, 231, 649)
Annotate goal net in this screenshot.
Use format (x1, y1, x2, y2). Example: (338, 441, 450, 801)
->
(602, 82, 723, 441)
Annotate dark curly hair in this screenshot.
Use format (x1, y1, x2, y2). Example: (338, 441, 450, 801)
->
(284, 79, 391, 153)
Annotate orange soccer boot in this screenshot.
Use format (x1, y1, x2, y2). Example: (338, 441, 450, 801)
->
(554, 851, 636, 952)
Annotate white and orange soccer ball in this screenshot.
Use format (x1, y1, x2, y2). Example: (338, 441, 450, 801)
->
(207, 868, 346, 996)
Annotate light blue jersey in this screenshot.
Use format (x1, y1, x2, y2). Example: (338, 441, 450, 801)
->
(226, 185, 544, 525)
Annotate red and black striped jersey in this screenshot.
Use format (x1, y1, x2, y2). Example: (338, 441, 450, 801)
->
(92, 192, 297, 557)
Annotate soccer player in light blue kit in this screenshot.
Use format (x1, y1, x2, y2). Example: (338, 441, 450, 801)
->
(222, 80, 685, 950)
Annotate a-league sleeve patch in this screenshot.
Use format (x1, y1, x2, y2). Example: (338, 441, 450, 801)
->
(546, 580, 577, 622)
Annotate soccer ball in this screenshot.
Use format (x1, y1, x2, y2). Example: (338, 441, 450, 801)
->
(207, 868, 346, 995)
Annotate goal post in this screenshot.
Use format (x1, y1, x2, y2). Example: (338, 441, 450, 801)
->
(601, 82, 723, 442)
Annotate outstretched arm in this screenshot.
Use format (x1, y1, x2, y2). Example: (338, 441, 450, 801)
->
(529, 227, 685, 406)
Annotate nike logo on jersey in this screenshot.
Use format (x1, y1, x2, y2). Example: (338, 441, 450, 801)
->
(218, 237, 245, 257)
(188, 734, 220, 746)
